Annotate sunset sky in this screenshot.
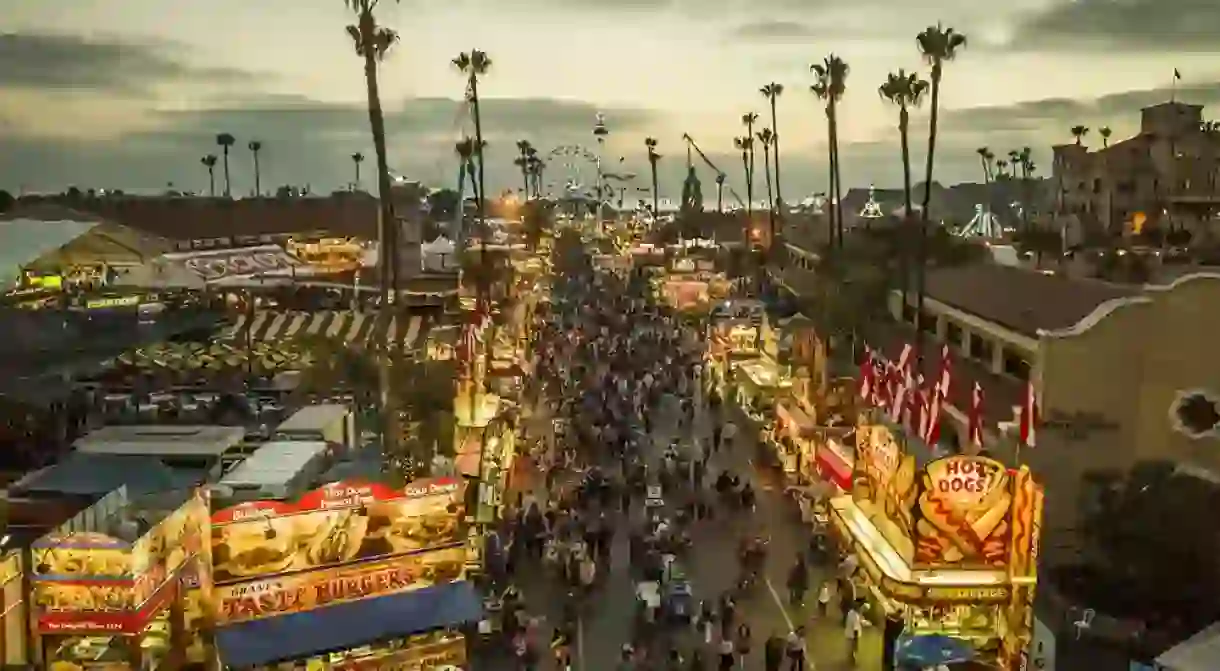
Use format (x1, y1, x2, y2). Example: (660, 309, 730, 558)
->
(2, 0, 1217, 199)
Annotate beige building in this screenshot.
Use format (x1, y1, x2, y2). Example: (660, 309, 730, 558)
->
(1053, 101, 1220, 237)
(880, 266, 1220, 563)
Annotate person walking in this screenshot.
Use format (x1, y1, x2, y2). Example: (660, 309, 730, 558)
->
(817, 580, 832, 617)
(785, 627, 807, 671)
(845, 604, 864, 664)
(763, 633, 784, 671)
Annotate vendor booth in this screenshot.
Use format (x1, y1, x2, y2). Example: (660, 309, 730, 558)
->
(828, 413, 1043, 669)
(209, 477, 480, 670)
(732, 357, 790, 426)
(453, 384, 515, 526)
(0, 550, 29, 667)
(32, 486, 209, 671)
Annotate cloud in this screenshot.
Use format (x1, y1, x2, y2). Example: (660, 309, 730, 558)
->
(944, 80, 1220, 133)
(1004, 0, 1220, 52)
(729, 20, 817, 40)
(0, 32, 255, 92)
(0, 92, 660, 196)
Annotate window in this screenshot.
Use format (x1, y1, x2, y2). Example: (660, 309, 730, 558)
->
(945, 322, 963, 347)
(968, 334, 992, 363)
(1002, 350, 1030, 380)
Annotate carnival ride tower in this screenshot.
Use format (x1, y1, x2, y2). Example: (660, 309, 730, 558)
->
(959, 203, 1005, 238)
(857, 185, 885, 226)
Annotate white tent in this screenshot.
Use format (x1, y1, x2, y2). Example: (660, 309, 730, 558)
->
(1157, 622, 1220, 670)
(421, 236, 458, 272)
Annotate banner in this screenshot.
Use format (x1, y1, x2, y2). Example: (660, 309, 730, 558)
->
(31, 493, 207, 635)
(210, 478, 464, 585)
(169, 245, 300, 282)
(215, 546, 466, 623)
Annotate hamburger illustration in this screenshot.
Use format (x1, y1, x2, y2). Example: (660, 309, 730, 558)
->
(212, 521, 295, 579)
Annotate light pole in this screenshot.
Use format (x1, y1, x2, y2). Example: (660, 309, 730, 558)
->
(593, 113, 609, 229)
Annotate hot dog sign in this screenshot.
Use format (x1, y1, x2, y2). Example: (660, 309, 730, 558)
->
(914, 456, 1012, 567)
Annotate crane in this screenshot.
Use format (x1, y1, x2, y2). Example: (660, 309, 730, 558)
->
(681, 133, 746, 212)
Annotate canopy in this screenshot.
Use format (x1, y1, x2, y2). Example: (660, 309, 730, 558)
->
(14, 453, 191, 496)
(214, 581, 482, 668)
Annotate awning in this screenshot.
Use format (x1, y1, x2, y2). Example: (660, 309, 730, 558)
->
(815, 442, 854, 491)
(222, 309, 441, 351)
(215, 580, 482, 668)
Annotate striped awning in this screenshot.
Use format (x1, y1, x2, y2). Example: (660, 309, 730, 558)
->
(220, 310, 439, 351)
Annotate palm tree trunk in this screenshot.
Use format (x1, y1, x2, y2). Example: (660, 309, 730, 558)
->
(770, 98, 783, 211)
(253, 152, 261, 197)
(360, 30, 399, 467)
(826, 108, 836, 250)
(520, 161, 529, 199)
(763, 148, 775, 240)
(455, 163, 467, 243)
(208, 169, 215, 198)
(222, 148, 232, 198)
(899, 106, 913, 310)
(915, 66, 943, 363)
(469, 74, 493, 395)
(355, 161, 361, 187)
(363, 48, 396, 308)
(471, 77, 488, 230)
(824, 103, 844, 251)
(651, 163, 660, 220)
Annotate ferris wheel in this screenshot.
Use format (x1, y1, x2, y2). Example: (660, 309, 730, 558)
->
(546, 145, 602, 198)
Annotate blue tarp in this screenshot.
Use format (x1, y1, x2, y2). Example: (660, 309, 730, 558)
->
(215, 580, 482, 668)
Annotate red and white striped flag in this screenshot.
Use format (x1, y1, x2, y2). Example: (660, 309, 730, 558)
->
(968, 382, 985, 447)
(858, 347, 876, 403)
(922, 346, 952, 445)
(886, 344, 915, 419)
(1018, 380, 1039, 448)
(910, 376, 928, 438)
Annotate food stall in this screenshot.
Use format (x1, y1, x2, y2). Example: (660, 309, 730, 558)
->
(32, 488, 209, 671)
(453, 385, 514, 526)
(209, 477, 481, 670)
(772, 401, 818, 480)
(828, 414, 1043, 667)
(0, 550, 29, 667)
(732, 357, 790, 426)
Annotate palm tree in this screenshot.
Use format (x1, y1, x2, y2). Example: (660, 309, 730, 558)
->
(201, 155, 218, 197)
(976, 147, 994, 184)
(514, 140, 533, 198)
(216, 133, 236, 198)
(345, 0, 401, 304)
(1099, 126, 1112, 148)
(525, 147, 542, 197)
(996, 159, 1009, 178)
(453, 51, 492, 230)
(734, 136, 753, 239)
(351, 152, 365, 188)
(1070, 125, 1090, 146)
(761, 83, 785, 211)
(879, 69, 929, 308)
(345, 0, 406, 478)
(741, 113, 759, 213)
(645, 137, 661, 218)
(756, 128, 776, 241)
(915, 22, 967, 359)
(811, 54, 849, 248)
(454, 138, 475, 240)
(247, 140, 264, 196)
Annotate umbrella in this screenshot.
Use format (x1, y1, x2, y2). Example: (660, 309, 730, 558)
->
(895, 634, 977, 667)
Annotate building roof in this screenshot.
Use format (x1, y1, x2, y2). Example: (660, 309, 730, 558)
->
(13, 453, 188, 496)
(218, 440, 329, 487)
(924, 263, 1138, 337)
(73, 425, 246, 457)
(276, 404, 350, 433)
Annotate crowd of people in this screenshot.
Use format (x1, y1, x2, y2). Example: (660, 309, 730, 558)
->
(480, 237, 871, 670)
